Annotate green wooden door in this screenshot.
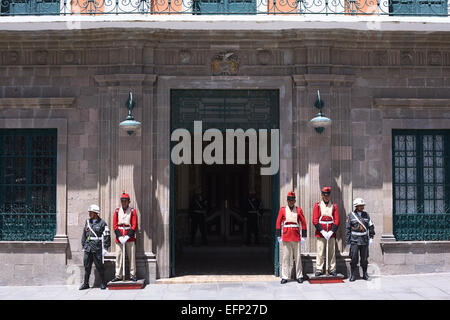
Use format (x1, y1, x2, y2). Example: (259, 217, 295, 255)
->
(170, 89, 280, 276)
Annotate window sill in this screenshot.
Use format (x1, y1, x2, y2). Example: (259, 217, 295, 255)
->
(380, 238, 450, 254)
(0, 235, 68, 252)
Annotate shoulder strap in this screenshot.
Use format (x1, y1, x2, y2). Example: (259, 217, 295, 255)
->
(351, 211, 367, 232)
(86, 219, 99, 238)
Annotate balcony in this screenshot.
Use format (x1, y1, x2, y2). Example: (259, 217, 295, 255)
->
(0, 0, 448, 16)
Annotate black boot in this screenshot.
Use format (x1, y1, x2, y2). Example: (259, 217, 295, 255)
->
(280, 279, 288, 284)
(297, 277, 304, 283)
(349, 268, 358, 282)
(362, 267, 369, 280)
(315, 271, 322, 277)
(111, 277, 121, 282)
(100, 274, 107, 289)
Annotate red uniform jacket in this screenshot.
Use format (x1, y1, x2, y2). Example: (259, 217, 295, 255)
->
(276, 206, 307, 242)
(312, 201, 339, 238)
(113, 207, 138, 244)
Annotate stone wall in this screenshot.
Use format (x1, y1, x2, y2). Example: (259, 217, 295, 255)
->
(0, 28, 449, 285)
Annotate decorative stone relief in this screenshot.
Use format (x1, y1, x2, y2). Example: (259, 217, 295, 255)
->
(211, 51, 239, 75)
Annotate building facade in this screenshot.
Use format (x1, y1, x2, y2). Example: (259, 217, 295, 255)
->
(0, 3, 450, 285)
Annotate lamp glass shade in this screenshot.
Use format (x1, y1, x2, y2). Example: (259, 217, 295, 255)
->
(310, 113, 332, 128)
(119, 119, 142, 135)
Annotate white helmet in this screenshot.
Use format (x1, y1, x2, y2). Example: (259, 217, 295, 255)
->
(88, 204, 100, 214)
(353, 198, 365, 207)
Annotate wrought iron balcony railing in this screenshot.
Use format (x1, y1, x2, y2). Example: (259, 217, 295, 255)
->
(0, 0, 449, 16)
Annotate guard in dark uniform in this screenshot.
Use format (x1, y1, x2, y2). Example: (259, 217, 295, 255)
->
(79, 204, 111, 290)
(190, 191, 208, 245)
(345, 198, 375, 282)
(246, 192, 262, 245)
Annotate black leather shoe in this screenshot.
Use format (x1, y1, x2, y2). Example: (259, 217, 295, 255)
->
(297, 278, 303, 283)
(330, 271, 337, 276)
(79, 283, 89, 290)
(100, 282, 107, 290)
(131, 276, 137, 282)
(280, 279, 288, 284)
(315, 271, 322, 277)
(362, 272, 369, 280)
(111, 277, 121, 282)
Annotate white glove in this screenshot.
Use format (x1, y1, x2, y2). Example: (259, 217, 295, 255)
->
(369, 238, 374, 246)
(123, 235, 130, 243)
(277, 237, 282, 243)
(102, 249, 108, 256)
(118, 236, 125, 244)
(327, 231, 334, 239)
(300, 238, 306, 245)
(320, 230, 328, 239)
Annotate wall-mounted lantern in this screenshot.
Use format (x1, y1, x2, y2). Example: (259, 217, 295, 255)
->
(119, 92, 141, 135)
(309, 90, 331, 134)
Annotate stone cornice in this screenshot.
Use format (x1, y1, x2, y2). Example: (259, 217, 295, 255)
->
(0, 97, 75, 109)
(292, 74, 355, 87)
(373, 98, 450, 108)
(94, 74, 157, 87)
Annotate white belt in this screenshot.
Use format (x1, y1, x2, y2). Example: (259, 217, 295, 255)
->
(88, 237, 101, 240)
(118, 226, 130, 230)
(319, 219, 334, 224)
(352, 231, 368, 236)
(283, 224, 299, 228)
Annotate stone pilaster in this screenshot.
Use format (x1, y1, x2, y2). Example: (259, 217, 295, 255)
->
(94, 74, 157, 283)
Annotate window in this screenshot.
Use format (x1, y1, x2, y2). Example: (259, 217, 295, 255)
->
(390, 0, 447, 16)
(392, 130, 450, 241)
(192, 0, 256, 14)
(1, 0, 59, 15)
(0, 129, 57, 241)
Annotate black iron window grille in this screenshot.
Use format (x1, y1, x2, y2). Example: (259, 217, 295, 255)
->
(392, 130, 450, 241)
(0, 129, 57, 241)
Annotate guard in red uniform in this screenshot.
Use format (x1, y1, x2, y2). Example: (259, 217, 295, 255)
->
(313, 186, 340, 276)
(111, 191, 138, 282)
(276, 191, 307, 284)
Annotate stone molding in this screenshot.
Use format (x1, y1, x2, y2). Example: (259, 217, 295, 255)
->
(292, 74, 356, 87)
(0, 240, 68, 252)
(94, 74, 157, 87)
(380, 240, 450, 254)
(0, 97, 75, 109)
(374, 98, 450, 109)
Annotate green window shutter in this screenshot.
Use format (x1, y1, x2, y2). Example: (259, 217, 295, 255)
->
(390, 0, 447, 16)
(8, 0, 59, 15)
(393, 130, 450, 241)
(0, 129, 57, 241)
(193, 0, 256, 14)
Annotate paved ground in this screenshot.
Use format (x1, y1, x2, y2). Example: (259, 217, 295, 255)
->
(0, 272, 449, 300)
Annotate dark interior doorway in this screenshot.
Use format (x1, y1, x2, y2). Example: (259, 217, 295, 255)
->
(170, 89, 279, 277)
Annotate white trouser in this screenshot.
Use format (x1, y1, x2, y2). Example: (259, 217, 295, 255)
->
(280, 241, 302, 280)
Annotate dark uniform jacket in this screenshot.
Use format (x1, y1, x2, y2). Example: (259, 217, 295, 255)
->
(247, 197, 262, 216)
(345, 211, 375, 246)
(190, 196, 208, 216)
(81, 218, 111, 253)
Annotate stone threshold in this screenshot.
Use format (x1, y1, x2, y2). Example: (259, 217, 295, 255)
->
(157, 275, 279, 284)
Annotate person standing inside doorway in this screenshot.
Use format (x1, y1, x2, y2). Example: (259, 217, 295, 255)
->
(190, 189, 208, 245)
(313, 186, 340, 276)
(245, 191, 262, 245)
(276, 191, 307, 284)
